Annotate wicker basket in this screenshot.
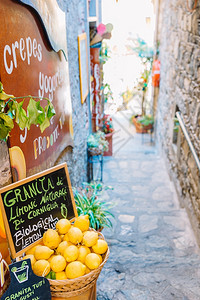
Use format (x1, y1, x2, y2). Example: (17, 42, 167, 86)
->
(48, 230, 109, 298)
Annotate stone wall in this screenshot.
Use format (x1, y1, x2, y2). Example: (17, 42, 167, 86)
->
(57, 0, 90, 187)
(156, 0, 200, 243)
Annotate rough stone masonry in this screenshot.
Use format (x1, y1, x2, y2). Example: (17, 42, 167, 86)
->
(156, 0, 200, 244)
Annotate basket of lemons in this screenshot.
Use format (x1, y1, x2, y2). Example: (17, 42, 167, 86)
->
(23, 215, 109, 298)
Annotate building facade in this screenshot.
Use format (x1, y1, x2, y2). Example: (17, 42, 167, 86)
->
(0, 0, 102, 189)
(155, 0, 200, 243)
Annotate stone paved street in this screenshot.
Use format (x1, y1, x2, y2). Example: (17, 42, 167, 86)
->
(97, 112, 200, 300)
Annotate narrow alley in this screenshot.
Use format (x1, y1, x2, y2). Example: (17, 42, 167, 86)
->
(1, 1, 200, 300)
(97, 111, 200, 300)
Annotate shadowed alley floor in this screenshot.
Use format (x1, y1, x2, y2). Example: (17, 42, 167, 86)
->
(97, 111, 200, 300)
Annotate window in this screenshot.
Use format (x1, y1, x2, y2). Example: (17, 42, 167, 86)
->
(172, 105, 180, 153)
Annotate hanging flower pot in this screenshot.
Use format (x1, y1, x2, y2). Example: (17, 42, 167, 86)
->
(101, 114, 114, 156)
(87, 131, 109, 156)
(104, 131, 114, 156)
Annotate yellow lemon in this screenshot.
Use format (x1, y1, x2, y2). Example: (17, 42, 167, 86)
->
(33, 260, 50, 277)
(63, 233, 70, 242)
(68, 227, 83, 245)
(96, 254, 103, 264)
(26, 245, 41, 256)
(82, 231, 98, 247)
(56, 219, 71, 235)
(50, 255, 66, 272)
(56, 271, 67, 280)
(34, 245, 54, 260)
(74, 215, 90, 232)
(77, 246, 91, 264)
(59, 234, 65, 241)
(48, 254, 57, 264)
(57, 241, 71, 256)
(43, 229, 60, 249)
(63, 245, 79, 262)
(85, 266, 91, 274)
(85, 253, 101, 270)
(92, 239, 108, 254)
(65, 261, 86, 279)
(22, 254, 36, 268)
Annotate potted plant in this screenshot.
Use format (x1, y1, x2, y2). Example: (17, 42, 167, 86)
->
(101, 114, 114, 156)
(73, 181, 114, 231)
(87, 131, 108, 156)
(127, 37, 155, 133)
(131, 114, 154, 133)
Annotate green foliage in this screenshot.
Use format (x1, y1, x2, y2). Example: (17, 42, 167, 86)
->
(87, 131, 109, 154)
(46, 271, 56, 279)
(127, 36, 154, 64)
(173, 117, 179, 132)
(73, 181, 115, 231)
(137, 69, 151, 93)
(126, 36, 155, 116)
(101, 83, 113, 103)
(99, 42, 111, 65)
(137, 115, 154, 126)
(0, 81, 55, 140)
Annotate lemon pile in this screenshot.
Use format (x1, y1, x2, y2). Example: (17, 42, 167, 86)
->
(24, 215, 108, 280)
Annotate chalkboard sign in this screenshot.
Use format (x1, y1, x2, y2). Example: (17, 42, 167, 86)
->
(0, 163, 77, 258)
(1, 259, 51, 300)
(78, 32, 89, 104)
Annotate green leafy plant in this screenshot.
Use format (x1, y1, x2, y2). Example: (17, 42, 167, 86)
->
(126, 36, 154, 64)
(87, 131, 109, 154)
(173, 117, 179, 132)
(0, 82, 55, 140)
(126, 36, 154, 116)
(99, 42, 111, 65)
(73, 181, 114, 231)
(101, 83, 113, 103)
(137, 114, 154, 126)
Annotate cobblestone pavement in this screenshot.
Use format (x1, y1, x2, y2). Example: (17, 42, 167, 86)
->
(96, 112, 200, 300)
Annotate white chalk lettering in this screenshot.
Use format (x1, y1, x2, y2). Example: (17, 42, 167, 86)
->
(3, 37, 42, 75)
(38, 70, 64, 101)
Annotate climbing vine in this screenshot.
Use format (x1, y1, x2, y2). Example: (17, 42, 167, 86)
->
(0, 82, 55, 140)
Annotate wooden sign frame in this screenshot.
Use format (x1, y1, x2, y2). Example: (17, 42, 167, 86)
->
(0, 163, 78, 259)
(78, 32, 89, 104)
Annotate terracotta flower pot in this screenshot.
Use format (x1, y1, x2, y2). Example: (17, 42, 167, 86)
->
(104, 131, 114, 156)
(132, 117, 153, 133)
